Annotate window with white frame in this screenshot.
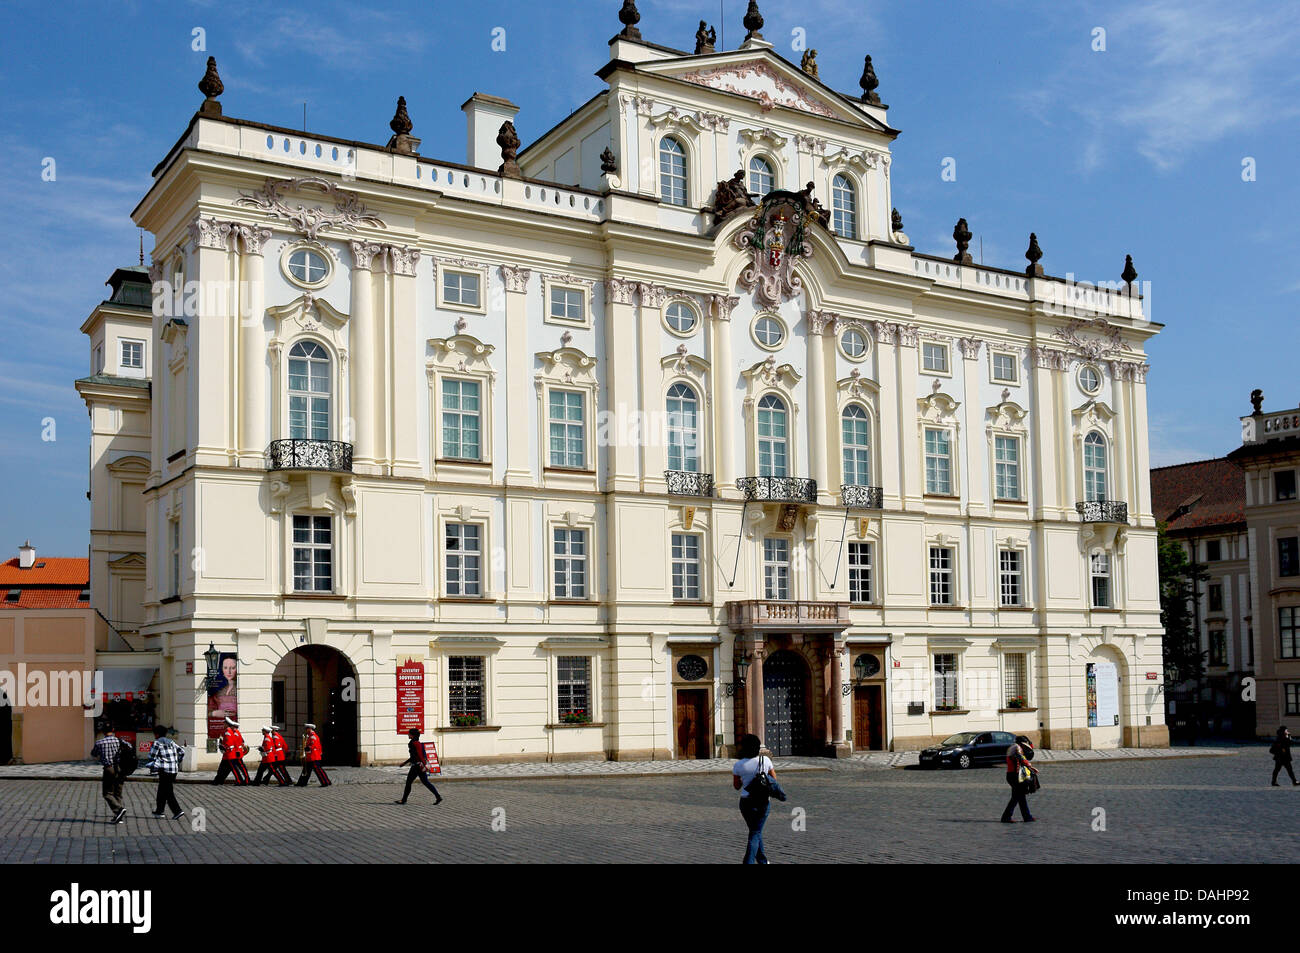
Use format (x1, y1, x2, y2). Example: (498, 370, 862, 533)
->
(287, 248, 329, 285)
(1083, 432, 1108, 501)
(549, 286, 585, 324)
(1078, 364, 1102, 395)
(839, 326, 868, 360)
(757, 394, 789, 477)
(442, 270, 481, 309)
(288, 340, 331, 441)
(1003, 652, 1028, 708)
(292, 514, 333, 592)
(448, 656, 485, 722)
(922, 341, 949, 374)
(94, 343, 105, 374)
(934, 654, 959, 708)
(667, 382, 700, 473)
(831, 173, 856, 238)
(848, 541, 873, 604)
(553, 528, 588, 599)
(445, 523, 482, 597)
(665, 300, 697, 334)
(991, 351, 1017, 384)
(168, 516, 181, 597)
(659, 137, 688, 206)
(994, 435, 1021, 500)
(441, 379, 481, 460)
(671, 532, 702, 601)
(763, 537, 790, 600)
(929, 546, 954, 605)
(842, 405, 871, 486)
(557, 656, 591, 720)
(999, 549, 1023, 607)
(547, 389, 586, 469)
(748, 155, 775, 197)
(1090, 551, 1111, 608)
(120, 339, 144, 371)
(753, 313, 785, 349)
(924, 428, 953, 495)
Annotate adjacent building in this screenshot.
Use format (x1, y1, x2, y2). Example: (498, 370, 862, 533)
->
(80, 2, 1167, 768)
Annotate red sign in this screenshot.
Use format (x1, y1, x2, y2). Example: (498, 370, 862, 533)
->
(422, 741, 441, 775)
(1145, 672, 1159, 680)
(396, 660, 425, 733)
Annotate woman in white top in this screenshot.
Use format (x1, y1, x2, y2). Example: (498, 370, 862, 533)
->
(732, 733, 777, 864)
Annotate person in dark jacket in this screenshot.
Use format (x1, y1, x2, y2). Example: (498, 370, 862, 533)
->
(1000, 738, 1036, 823)
(395, 729, 442, 805)
(1270, 726, 1297, 786)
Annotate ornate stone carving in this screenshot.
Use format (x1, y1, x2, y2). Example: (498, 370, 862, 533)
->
(1025, 232, 1044, 277)
(1031, 345, 1073, 371)
(859, 55, 881, 105)
(799, 49, 819, 78)
(1121, 254, 1138, 288)
(678, 61, 836, 118)
(1052, 318, 1132, 362)
(236, 177, 386, 240)
(986, 400, 1028, 433)
(497, 121, 521, 178)
(709, 294, 740, 321)
(189, 216, 233, 250)
(734, 190, 823, 306)
(350, 240, 386, 271)
(499, 264, 531, 293)
(707, 169, 756, 225)
(600, 147, 617, 175)
(637, 283, 668, 308)
(231, 224, 273, 256)
(390, 96, 413, 136)
(617, 0, 641, 39)
(694, 20, 716, 54)
(957, 337, 983, 360)
(807, 309, 840, 336)
(743, 0, 764, 41)
(198, 56, 223, 116)
(895, 324, 919, 348)
(1109, 360, 1151, 383)
(386, 244, 421, 277)
(794, 134, 827, 155)
(872, 321, 898, 346)
(953, 218, 973, 264)
(606, 277, 637, 304)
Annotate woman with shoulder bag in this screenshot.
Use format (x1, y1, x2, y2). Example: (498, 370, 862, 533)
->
(732, 734, 785, 864)
(1000, 737, 1036, 823)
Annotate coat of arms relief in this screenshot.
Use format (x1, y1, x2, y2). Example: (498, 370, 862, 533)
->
(733, 188, 829, 307)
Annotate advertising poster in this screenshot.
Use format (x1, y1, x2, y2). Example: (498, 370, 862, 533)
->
(397, 659, 425, 733)
(207, 652, 238, 739)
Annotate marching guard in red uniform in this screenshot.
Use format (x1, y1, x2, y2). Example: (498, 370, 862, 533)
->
(268, 725, 292, 785)
(296, 722, 332, 787)
(252, 727, 282, 785)
(212, 716, 250, 785)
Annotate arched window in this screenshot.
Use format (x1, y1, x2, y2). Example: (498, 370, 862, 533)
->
(831, 174, 857, 238)
(748, 155, 775, 197)
(1083, 431, 1107, 501)
(757, 394, 788, 477)
(666, 382, 700, 473)
(288, 340, 331, 441)
(659, 137, 687, 206)
(842, 405, 871, 485)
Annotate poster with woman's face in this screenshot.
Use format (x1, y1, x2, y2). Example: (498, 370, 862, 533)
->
(207, 652, 238, 738)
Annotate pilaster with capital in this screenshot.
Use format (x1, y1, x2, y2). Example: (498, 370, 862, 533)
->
(710, 295, 738, 493)
(501, 265, 534, 486)
(348, 241, 379, 467)
(806, 310, 834, 501)
(386, 243, 423, 476)
(637, 283, 669, 491)
(237, 230, 270, 462)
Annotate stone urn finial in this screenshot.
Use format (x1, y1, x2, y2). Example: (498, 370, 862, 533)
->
(953, 218, 973, 264)
(497, 120, 522, 178)
(198, 56, 224, 116)
(1121, 253, 1138, 287)
(1025, 232, 1044, 276)
(859, 55, 881, 105)
(617, 0, 641, 39)
(743, 1, 764, 41)
(390, 96, 413, 137)
(1250, 389, 1264, 415)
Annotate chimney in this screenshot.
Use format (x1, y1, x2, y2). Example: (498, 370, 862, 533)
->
(461, 93, 520, 170)
(18, 540, 35, 569)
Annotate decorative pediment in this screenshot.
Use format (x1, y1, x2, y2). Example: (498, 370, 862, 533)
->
(837, 369, 879, 400)
(1052, 318, 1133, 363)
(1072, 398, 1116, 433)
(661, 345, 710, 384)
(986, 400, 1028, 433)
(738, 126, 789, 152)
(106, 455, 150, 475)
(107, 552, 147, 570)
(535, 346, 598, 385)
(267, 294, 349, 337)
(649, 107, 709, 134)
(742, 355, 801, 390)
(822, 147, 889, 173)
(236, 176, 386, 240)
(427, 333, 497, 381)
(918, 391, 961, 423)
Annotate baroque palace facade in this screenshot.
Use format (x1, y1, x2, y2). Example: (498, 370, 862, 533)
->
(79, 2, 1167, 768)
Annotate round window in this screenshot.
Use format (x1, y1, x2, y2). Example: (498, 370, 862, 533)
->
(853, 654, 881, 679)
(287, 248, 329, 286)
(840, 327, 869, 360)
(665, 301, 697, 334)
(753, 314, 785, 349)
(1078, 365, 1102, 395)
(676, 654, 708, 681)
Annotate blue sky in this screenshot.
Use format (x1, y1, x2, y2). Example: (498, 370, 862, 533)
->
(1, 0, 1297, 555)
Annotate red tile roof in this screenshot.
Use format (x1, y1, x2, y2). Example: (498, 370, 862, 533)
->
(1150, 458, 1245, 534)
(0, 557, 90, 610)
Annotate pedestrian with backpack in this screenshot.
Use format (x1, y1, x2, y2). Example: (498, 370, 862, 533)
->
(143, 724, 187, 819)
(731, 733, 787, 864)
(90, 723, 131, 824)
(1270, 726, 1298, 786)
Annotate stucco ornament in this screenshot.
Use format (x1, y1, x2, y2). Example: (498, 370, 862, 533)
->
(734, 190, 820, 306)
(1053, 318, 1132, 362)
(236, 177, 386, 240)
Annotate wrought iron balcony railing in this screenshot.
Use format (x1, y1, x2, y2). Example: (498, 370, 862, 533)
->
(665, 470, 715, 498)
(840, 484, 884, 509)
(737, 476, 818, 503)
(266, 439, 353, 473)
(1075, 500, 1128, 524)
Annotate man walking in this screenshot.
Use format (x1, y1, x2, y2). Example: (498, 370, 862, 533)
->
(395, 729, 442, 805)
(91, 724, 127, 824)
(144, 724, 186, 819)
(268, 725, 292, 785)
(1000, 736, 1036, 823)
(213, 716, 250, 785)
(252, 727, 278, 785)
(296, 723, 331, 787)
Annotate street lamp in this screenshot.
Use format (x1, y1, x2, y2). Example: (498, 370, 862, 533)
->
(203, 642, 220, 691)
(735, 650, 752, 687)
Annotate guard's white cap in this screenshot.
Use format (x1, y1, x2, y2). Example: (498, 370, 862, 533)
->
(224, 716, 239, 727)
(261, 726, 271, 733)
(304, 723, 317, 730)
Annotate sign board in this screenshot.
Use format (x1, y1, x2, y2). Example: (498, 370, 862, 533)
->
(1093, 660, 1120, 727)
(396, 659, 425, 733)
(421, 740, 441, 775)
(1145, 672, 1158, 680)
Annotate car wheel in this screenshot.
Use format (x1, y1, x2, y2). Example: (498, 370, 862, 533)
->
(958, 753, 972, 769)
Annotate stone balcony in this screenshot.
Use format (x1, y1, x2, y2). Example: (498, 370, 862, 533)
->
(726, 599, 851, 632)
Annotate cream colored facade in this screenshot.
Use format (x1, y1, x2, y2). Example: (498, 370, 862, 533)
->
(88, 21, 1167, 769)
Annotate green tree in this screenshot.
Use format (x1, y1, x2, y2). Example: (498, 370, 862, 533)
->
(1158, 523, 1207, 687)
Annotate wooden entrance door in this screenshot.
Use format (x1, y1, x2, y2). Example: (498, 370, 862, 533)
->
(763, 650, 809, 756)
(853, 684, 884, 750)
(675, 689, 710, 759)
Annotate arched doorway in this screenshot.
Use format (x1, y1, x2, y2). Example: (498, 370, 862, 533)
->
(272, 646, 359, 766)
(763, 650, 810, 756)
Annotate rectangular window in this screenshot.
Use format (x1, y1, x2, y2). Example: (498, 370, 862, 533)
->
(1209, 630, 1227, 667)
(553, 528, 588, 600)
(994, 436, 1021, 500)
(999, 549, 1023, 606)
(924, 428, 953, 496)
(549, 286, 584, 323)
(442, 271, 481, 308)
(448, 656, 485, 722)
(763, 537, 791, 601)
(557, 656, 591, 720)
(1205, 539, 1222, 562)
(445, 523, 482, 597)
(933, 654, 959, 708)
(922, 342, 949, 374)
(671, 532, 701, 601)
(1208, 582, 1224, 613)
(990, 351, 1017, 384)
(169, 517, 181, 597)
(94, 343, 105, 374)
(1090, 552, 1111, 608)
(120, 339, 144, 369)
(1004, 653, 1027, 708)
(292, 514, 333, 592)
(1279, 537, 1299, 578)
(1286, 683, 1300, 717)
(1281, 606, 1299, 659)
(847, 541, 873, 604)
(441, 379, 482, 460)
(1276, 470, 1298, 502)
(547, 390, 586, 469)
(929, 546, 954, 605)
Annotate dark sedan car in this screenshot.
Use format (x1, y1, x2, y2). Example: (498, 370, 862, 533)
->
(918, 730, 1018, 769)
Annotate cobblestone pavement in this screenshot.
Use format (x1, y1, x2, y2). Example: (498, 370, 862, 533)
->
(2, 749, 1293, 864)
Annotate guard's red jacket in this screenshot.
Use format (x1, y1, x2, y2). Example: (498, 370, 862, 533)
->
(269, 732, 287, 763)
(220, 727, 245, 761)
(303, 730, 322, 761)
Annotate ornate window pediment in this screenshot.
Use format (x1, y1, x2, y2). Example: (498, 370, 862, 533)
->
(1071, 398, 1116, 436)
(918, 390, 961, 424)
(821, 148, 889, 173)
(267, 294, 350, 353)
(738, 126, 790, 152)
(427, 333, 497, 382)
(661, 345, 710, 386)
(837, 369, 879, 402)
(742, 355, 801, 393)
(535, 346, 598, 386)
(986, 400, 1028, 433)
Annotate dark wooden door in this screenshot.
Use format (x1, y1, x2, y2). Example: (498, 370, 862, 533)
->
(675, 689, 709, 759)
(853, 684, 884, 750)
(763, 651, 808, 756)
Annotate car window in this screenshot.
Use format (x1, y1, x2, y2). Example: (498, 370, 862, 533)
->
(994, 732, 1015, 744)
(975, 733, 992, 744)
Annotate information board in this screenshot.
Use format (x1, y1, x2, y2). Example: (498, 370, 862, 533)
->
(396, 660, 425, 733)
